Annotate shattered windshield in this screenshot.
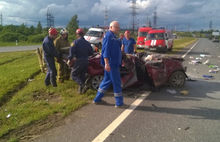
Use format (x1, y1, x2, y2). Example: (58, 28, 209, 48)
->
(85, 31, 102, 37)
(146, 33, 164, 40)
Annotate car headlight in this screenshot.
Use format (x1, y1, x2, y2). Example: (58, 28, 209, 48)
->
(158, 45, 162, 47)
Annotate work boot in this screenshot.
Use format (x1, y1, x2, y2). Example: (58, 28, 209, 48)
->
(115, 104, 129, 109)
(81, 85, 88, 94)
(52, 82, 57, 87)
(78, 84, 83, 94)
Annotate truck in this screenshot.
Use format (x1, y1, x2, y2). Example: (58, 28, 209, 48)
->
(137, 27, 152, 49)
(84, 28, 108, 49)
(144, 29, 173, 53)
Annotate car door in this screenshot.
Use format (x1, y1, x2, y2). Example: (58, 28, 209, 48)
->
(146, 60, 166, 87)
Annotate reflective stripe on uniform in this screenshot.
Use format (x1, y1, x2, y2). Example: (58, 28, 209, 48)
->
(114, 92, 122, 97)
(98, 88, 107, 94)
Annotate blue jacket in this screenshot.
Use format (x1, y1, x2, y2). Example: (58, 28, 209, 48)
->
(122, 37, 136, 54)
(101, 30, 122, 67)
(42, 36, 59, 58)
(68, 37, 93, 60)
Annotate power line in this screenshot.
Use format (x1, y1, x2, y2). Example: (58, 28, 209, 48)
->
(129, 0, 138, 34)
(103, 6, 108, 27)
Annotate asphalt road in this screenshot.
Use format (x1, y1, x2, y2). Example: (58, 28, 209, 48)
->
(23, 38, 220, 142)
(0, 45, 41, 52)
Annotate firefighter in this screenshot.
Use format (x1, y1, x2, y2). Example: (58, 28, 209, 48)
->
(42, 28, 59, 87)
(67, 28, 93, 94)
(36, 46, 47, 73)
(54, 28, 71, 83)
(121, 30, 137, 54)
(93, 21, 126, 108)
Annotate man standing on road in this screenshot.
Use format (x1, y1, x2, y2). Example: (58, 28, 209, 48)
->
(42, 28, 59, 87)
(54, 28, 71, 83)
(67, 28, 93, 94)
(121, 30, 137, 54)
(93, 21, 126, 108)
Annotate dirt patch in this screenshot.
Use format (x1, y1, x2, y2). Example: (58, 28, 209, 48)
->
(1, 112, 66, 142)
(32, 92, 62, 103)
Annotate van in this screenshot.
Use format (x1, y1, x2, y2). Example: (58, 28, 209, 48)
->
(144, 29, 173, 53)
(137, 27, 152, 49)
(84, 28, 108, 49)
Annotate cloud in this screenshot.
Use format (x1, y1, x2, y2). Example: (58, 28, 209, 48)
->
(0, 0, 220, 31)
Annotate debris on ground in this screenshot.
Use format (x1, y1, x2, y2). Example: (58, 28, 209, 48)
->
(203, 60, 210, 65)
(203, 75, 215, 79)
(186, 78, 197, 81)
(180, 91, 188, 95)
(6, 113, 11, 118)
(184, 127, 190, 130)
(209, 70, 218, 73)
(166, 89, 176, 94)
(152, 104, 157, 109)
(28, 79, 35, 82)
(195, 57, 202, 60)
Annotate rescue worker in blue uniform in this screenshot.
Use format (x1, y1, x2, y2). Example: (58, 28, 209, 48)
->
(121, 30, 137, 54)
(93, 21, 126, 108)
(67, 28, 93, 94)
(42, 28, 59, 87)
(118, 33, 124, 48)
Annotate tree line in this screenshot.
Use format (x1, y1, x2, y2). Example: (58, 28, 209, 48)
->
(0, 15, 81, 43)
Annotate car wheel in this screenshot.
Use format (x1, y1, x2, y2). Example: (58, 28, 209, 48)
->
(98, 43, 102, 49)
(89, 75, 104, 90)
(169, 71, 186, 87)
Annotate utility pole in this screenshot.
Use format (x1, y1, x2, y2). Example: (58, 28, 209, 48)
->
(0, 12, 2, 26)
(103, 6, 108, 27)
(46, 8, 51, 28)
(210, 19, 212, 30)
(153, 7, 157, 29)
(129, 0, 138, 34)
(188, 22, 190, 32)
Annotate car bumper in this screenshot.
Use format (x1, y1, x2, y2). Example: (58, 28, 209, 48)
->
(137, 45, 145, 49)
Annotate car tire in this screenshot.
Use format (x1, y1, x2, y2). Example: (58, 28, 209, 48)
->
(98, 43, 102, 49)
(169, 71, 186, 88)
(89, 75, 104, 90)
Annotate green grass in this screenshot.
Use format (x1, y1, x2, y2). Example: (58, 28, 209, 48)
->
(0, 51, 96, 138)
(171, 37, 197, 54)
(0, 42, 41, 47)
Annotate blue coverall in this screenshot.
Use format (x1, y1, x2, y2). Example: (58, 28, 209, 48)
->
(42, 35, 59, 86)
(68, 37, 93, 85)
(93, 30, 124, 106)
(122, 37, 136, 54)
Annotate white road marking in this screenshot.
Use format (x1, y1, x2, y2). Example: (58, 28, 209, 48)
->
(182, 40, 200, 58)
(92, 91, 151, 142)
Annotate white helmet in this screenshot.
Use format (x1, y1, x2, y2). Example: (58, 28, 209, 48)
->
(91, 44, 96, 51)
(60, 28, 68, 35)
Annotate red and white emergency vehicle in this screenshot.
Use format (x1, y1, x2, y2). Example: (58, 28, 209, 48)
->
(84, 28, 108, 49)
(137, 27, 152, 49)
(144, 29, 173, 53)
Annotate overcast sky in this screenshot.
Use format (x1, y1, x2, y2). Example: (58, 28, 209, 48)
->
(0, 0, 220, 31)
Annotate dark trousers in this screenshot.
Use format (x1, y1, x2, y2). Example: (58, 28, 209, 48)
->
(44, 57, 57, 86)
(71, 59, 88, 85)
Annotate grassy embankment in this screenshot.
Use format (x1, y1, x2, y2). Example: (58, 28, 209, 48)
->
(0, 37, 197, 141)
(0, 51, 96, 140)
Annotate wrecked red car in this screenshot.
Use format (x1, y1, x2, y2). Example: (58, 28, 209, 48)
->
(65, 51, 187, 90)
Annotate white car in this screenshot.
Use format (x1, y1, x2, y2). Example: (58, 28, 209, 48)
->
(84, 28, 107, 49)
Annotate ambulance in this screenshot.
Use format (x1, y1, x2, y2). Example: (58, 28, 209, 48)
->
(84, 28, 107, 49)
(137, 27, 152, 49)
(144, 29, 173, 53)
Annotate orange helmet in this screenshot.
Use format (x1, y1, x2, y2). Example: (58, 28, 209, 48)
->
(76, 28, 84, 34)
(48, 28, 58, 35)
